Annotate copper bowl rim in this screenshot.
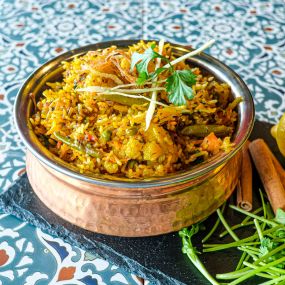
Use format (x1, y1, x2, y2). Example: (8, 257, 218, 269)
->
(14, 40, 255, 189)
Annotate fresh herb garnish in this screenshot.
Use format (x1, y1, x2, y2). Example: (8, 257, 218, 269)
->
(166, 70, 196, 106)
(180, 191, 285, 285)
(130, 44, 166, 85)
(130, 42, 200, 106)
(179, 225, 220, 285)
(259, 237, 275, 257)
(82, 40, 215, 129)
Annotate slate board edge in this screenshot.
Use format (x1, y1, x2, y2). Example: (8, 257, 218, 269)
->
(0, 175, 187, 285)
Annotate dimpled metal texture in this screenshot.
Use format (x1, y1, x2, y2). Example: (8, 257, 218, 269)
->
(27, 150, 242, 237)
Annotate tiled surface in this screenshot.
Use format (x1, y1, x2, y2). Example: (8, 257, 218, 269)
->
(0, 0, 284, 284)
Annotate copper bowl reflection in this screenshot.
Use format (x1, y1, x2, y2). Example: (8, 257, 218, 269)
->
(14, 40, 254, 237)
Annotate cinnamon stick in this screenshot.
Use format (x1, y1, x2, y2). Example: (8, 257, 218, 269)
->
(237, 141, 253, 211)
(249, 139, 285, 213)
(264, 143, 285, 189)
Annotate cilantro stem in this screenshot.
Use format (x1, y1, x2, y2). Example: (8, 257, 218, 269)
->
(235, 251, 247, 271)
(242, 262, 276, 278)
(180, 227, 220, 285)
(237, 247, 259, 258)
(182, 247, 220, 285)
(253, 243, 285, 266)
(228, 256, 285, 285)
(203, 243, 230, 248)
(240, 252, 251, 269)
(259, 188, 267, 218)
(240, 245, 260, 253)
(271, 237, 285, 242)
(217, 263, 275, 280)
(202, 203, 226, 243)
(241, 207, 263, 225)
(241, 261, 276, 279)
(203, 241, 261, 252)
(259, 275, 285, 285)
(203, 224, 285, 251)
(163, 39, 215, 69)
(216, 267, 250, 280)
(217, 208, 239, 241)
(217, 264, 275, 280)
(258, 260, 285, 275)
(254, 219, 264, 241)
(219, 221, 254, 238)
(229, 205, 278, 227)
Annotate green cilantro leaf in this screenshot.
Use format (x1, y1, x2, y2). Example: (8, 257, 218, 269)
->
(130, 44, 171, 85)
(151, 67, 169, 79)
(179, 224, 220, 285)
(166, 70, 196, 106)
(275, 208, 285, 225)
(136, 71, 149, 85)
(130, 44, 163, 83)
(259, 237, 274, 257)
(179, 225, 200, 261)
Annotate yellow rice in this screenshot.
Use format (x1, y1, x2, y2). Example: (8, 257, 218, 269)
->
(30, 41, 239, 178)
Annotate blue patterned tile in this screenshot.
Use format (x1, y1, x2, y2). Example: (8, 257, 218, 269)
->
(0, 0, 284, 283)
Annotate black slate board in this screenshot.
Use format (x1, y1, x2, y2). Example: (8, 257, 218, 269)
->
(0, 121, 284, 285)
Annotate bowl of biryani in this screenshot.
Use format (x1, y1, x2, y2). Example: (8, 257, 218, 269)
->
(15, 40, 254, 237)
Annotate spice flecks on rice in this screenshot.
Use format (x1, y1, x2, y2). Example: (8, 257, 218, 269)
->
(30, 41, 239, 178)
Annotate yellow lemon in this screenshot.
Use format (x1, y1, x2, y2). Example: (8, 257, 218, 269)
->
(271, 124, 277, 139)
(276, 113, 285, 157)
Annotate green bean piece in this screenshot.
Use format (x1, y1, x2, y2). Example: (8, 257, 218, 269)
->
(54, 132, 82, 151)
(101, 130, 112, 142)
(127, 159, 137, 169)
(97, 94, 147, 106)
(126, 126, 138, 136)
(180, 125, 232, 137)
(85, 146, 100, 158)
(54, 132, 100, 158)
(227, 97, 243, 110)
(181, 109, 193, 115)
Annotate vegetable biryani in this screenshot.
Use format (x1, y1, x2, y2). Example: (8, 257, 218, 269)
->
(30, 40, 241, 178)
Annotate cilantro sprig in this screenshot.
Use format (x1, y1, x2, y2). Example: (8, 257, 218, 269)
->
(130, 44, 169, 85)
(166, 70, 196, 105)
(130, 40, 216, 106)
(80, 40, 215, 130)
(179, 188, 285, 285)
(130, 43, 197, 106)
(180, 225, 220, 285)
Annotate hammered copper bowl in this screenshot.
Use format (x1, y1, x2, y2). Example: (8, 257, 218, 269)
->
(14, 40, 254, 237)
